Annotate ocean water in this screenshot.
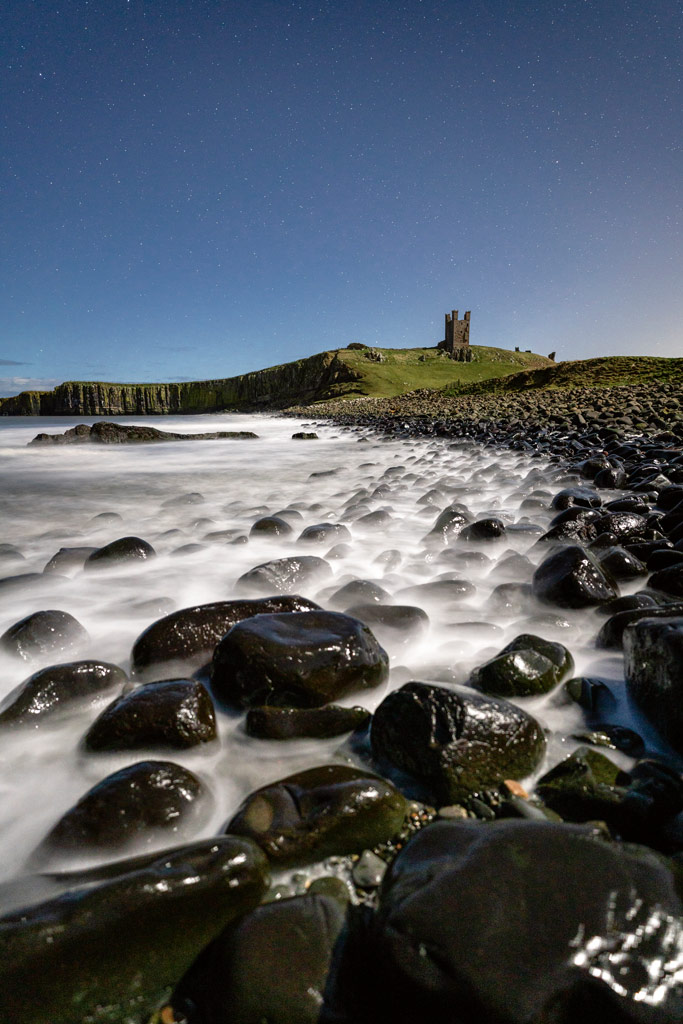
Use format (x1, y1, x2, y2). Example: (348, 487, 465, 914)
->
(0, 414, 643, 882)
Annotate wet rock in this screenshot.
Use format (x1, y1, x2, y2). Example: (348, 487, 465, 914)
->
(370, 819, 683, 1024)
(0, 660, 126, 727)
(236, 555, 332, 595)
(0, 837, 269, 1024)
(597, 546, 648, 580)
(355, 509, 393, 529)
(0, 610, 89, 663)
(34, 760, 207, 861)
(210, 610, 389, 709)
(298, 523, 351, 544)
(426, 507, 471, 544)
(532, 545, 618, 608)
(245, 704, 370, 740)
(328, 578, 391, 608)
(469, 634, 572, 698)
(173, 892, 346, 1024)
(84, 535, 156, 570)
(648, 564, 683, 599)
(598, 592, 659, 617)
(551, 486, 602, 510)
(344, 603, 429, 642)
(561, 676, 618, 714)
(596, 603, 683, 649)
(83, 679, 217, 751)
(459, 517, 506, 541)
(250, 516, 293, 537)
(42, 546, 98, 575)
(292, 431, 319, 439)
(535, 746, 629, 822)
(624, 616, 683, 753)
(371, 682, 546, 805)
(131, 595, 320, 678)
(225, 764, 408, 865)
(489, 582, 534, 615)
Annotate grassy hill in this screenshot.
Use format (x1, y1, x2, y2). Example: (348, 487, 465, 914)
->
(325, 344, 553, 399)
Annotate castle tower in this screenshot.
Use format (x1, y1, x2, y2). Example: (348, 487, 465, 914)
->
(438, 308, 471, 360)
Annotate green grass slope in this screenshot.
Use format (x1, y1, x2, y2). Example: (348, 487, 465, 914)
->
(326, 345, 553, 399)
(443, 355, 683, 398)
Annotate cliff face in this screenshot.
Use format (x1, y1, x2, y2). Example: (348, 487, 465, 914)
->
(0, 351, 361, 416)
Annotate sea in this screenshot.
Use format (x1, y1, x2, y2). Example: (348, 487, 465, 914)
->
(0, 413, 647, 884)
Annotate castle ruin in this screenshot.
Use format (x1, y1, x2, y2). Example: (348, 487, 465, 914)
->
(437, 308, 472, 361)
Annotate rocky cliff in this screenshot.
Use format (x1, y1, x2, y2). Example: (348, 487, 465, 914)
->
(0, 351, 361, 416)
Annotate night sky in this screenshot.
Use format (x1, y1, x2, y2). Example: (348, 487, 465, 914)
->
(2, 0, 681, 396)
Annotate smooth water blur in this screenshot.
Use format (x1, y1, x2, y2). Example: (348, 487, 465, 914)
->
(0, 414, 639, 881)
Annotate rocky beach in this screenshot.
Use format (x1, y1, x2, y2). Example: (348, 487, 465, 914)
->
(1, 395, 683, 1023)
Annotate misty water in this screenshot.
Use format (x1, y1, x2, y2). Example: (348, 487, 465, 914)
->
(0, 413, 646, 886)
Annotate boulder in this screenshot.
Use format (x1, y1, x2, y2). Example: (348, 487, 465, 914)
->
(532, 545, 618, 608)
(0, 660, 126, 727)
(370, 819, 683, 1024)
(624, 616, 683, 753)
(34, 760, 206, 862)
(236, 556, 332, 595)
(130, 595, 320, 678)
(173, 893, 347, 1024)
(210, 610, 388, 709)
(0, 837, 269, 1024)
(83, 679, 217, 751)
(0, 610, 89, 663)
(84, 536, 156, 570)
(225, 764, 408, 865)
(370, 682, 546, 805)
(245, 704, 370, 740)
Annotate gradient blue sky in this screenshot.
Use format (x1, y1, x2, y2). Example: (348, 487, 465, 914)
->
(1, 0, 681, 395)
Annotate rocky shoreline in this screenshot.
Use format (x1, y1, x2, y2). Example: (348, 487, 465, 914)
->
(2, 402, 683, 1022)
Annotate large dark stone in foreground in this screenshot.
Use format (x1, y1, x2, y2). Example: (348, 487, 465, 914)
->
(85, 535, 156, 570)
(0, 660, 126, 727)
(35, 760, 206, 862)
(371, 682, 546, 805)
(0, 837, 269, 1024)
(83, 678, 217, 751)
(0, 609, 89, 662)
(370, 819, 683, 1024)
(624, 616, 683, 754)
(131, 595, 320, 678)
(236, 556, 332, 595)
(210, 610, 389, 709)
(470, 633, 573, 698)
(532, 545, 618, 607)
(225, 764, 408, 865)
(174, 892, 347, 1024)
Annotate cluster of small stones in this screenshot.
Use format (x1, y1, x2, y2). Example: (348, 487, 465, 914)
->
(4, 396, 683, 1022)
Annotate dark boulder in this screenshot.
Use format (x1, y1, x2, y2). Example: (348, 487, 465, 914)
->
(245, 704, 370, 740)
(0, 610, 89, 663)
(173, 892, 347, 1024)
(84, 536, 156, 570)
(210, 610, 389, 709)
(83, 679, 217, 751)
(551, 486, 602, 510)
(298, 523, 351, 544)
(43, 546, 98, 575)
(532, 545, 618, 608)
(470, 634, 572, 698)
(249, 516, 293, 537)
(370, 819, 683, 1024)
(131, 595, 320, 678)
(596, 603, 683, 649)
(328, 578, 391, 608)
(459, 517, 506, 541)
(370, 682, 546, 805)
(34, 760, 206, 862)
(597, 546, 648, 580)
(648, 564, 683, 599)
(236, 556, 332, 595)
(0, 660, 126, 727)
(0, 837, 269, 1024)
(344, 603, 429, 642)
(624, 616, 683, 754)
(426, 507, 471, 544)
(225, 764, 408, 865)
